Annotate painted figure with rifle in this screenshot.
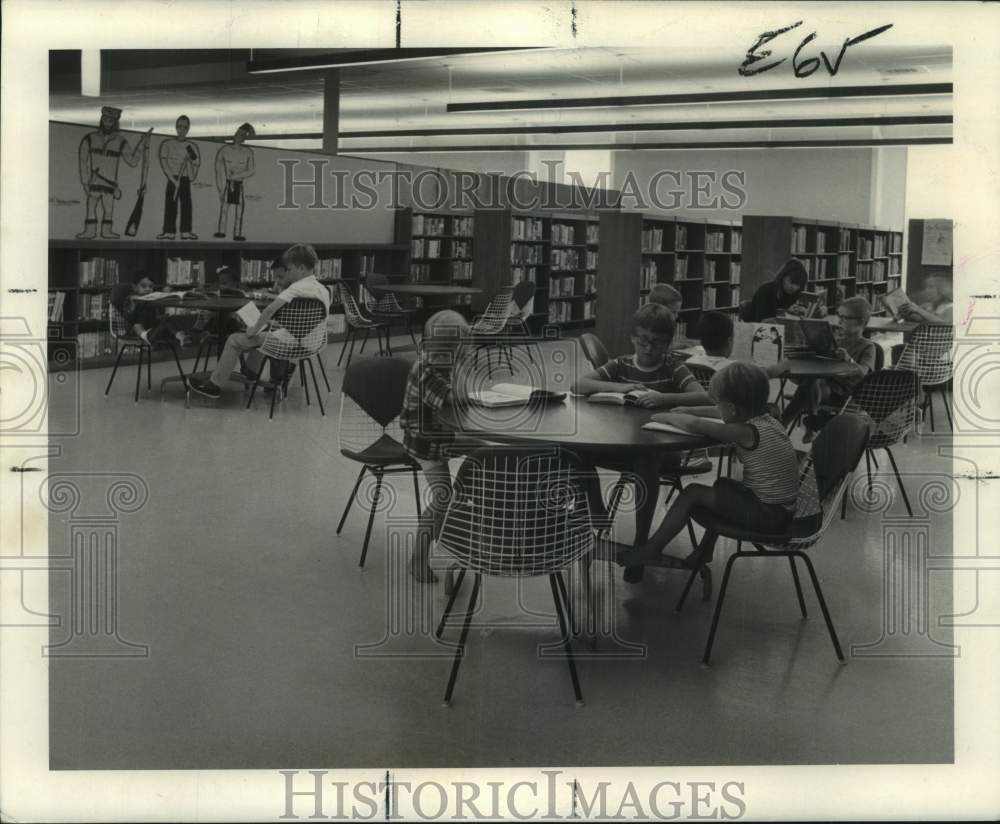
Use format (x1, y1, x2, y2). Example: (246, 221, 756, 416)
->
(157, 114, 201, 240)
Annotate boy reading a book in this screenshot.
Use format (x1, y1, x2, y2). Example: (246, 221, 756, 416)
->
(110, 271, 195, 347)
(618, 362, 800, 570)
(189, 243, 329, 398)
(400, 310, 470, 583)
(572, 303, 711, 409)
(686, 311, 737, 372)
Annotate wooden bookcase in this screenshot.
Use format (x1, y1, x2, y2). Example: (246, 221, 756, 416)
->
(472, 208, 599, 334)
(47, 239, 409, 370)
(394, 207, 475, 314)
(741, 215, 903, 319)
(596, 212, 742, 355)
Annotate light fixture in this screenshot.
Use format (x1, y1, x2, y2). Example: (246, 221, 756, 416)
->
(445, 83, 953, 113)
(246, 48, 540, 75)
(81, 49, 101, 97)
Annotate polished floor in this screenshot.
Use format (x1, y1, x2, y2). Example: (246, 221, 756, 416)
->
(47, 336, 954, 769)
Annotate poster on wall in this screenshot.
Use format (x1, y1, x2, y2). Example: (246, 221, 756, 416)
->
(51, 113, 398, 245)
(921, 218, 953, 266)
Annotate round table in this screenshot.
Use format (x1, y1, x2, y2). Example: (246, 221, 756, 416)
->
(775, 357, 859, 379)
(367, 284, 483, 299)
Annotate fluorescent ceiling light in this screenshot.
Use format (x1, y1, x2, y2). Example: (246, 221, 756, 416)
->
(445, 83, 954, 113)
(81, 50, 101, 97)
(247, 48, 540, 75)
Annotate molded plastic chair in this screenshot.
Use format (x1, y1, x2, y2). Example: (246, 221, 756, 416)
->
(435, 445, 594, 705)
(336, 356, 423, 568)
(105, 304, 188, 403)
(245, 297, 328, 419)
(578, 332, 610, 371)
(897, 324, 953, 431)
(338, 283, 392, 369)
(677, 413, 870, 664)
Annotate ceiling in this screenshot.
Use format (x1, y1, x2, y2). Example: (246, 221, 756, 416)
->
(49, 45, 953, 155)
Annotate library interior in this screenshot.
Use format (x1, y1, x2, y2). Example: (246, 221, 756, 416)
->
(41, 43, 958, 770)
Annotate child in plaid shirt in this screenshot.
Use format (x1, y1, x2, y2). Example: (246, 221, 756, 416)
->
(400, 310, 470, 583)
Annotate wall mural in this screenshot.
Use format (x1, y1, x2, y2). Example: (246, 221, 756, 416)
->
(213, 122, 256, 241)
(157, 114, 202, 240)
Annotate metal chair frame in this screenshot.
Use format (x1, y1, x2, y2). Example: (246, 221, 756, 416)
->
(105, 304, 188, 403)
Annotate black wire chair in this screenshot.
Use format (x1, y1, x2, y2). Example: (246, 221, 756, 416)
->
(896, 324, 953, 431)
(678, 412, 870, 664)
(336, 357, 423, 568)
(337, 283, 392, 369)
(105, 304, 188, 403)
(245, 297, 328, 419)
(436, 446, 594, 705)
(470, 287, 516, 378)
(361, 275, 419, 347)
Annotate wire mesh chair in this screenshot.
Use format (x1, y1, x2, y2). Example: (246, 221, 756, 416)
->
(503, 280, 538, 364)
(336, 357, 423, 568)
(435, 445, 594, 704)
(578, 332, 610, 370)
(364, 274, 419, 347)
(896, 324, 954, 431)
(839, 367, 919, 517)
(676, 413, 870, 664)
(105, 304, 188, 403)
(470, 286, 515, 378)
(337, 283, 392, 369)
(245, 297, 328, 419)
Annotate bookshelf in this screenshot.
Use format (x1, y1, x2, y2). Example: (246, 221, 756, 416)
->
(394, 208, 476, 314)
(472, 209, 600, 334)
(596, 213, 742, 355)
(47, 239, 409, 370)
(742, 215, 903, 319)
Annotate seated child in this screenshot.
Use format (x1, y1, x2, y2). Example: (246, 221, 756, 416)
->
(400, 310, 471, 583)
(189, 243, 330, 398)
(686, 311, 737, 372)
(783, 296, 878, 439)
(617, 361, 800, 569)
(646, 283, 683, 316)
(110, 271, 195, 347)
(572, 303, 711, 409)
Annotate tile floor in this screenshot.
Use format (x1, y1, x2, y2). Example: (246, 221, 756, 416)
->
(46, 335, 955, 768)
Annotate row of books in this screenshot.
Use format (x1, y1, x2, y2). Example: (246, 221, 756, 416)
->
(452, 240, 472, 259)
(453, 216, 473, 237)
(512, 216, 545, 240)
(551, 249, 581, 271)
(705, 231, 727, 252)
(790, 225, 809, 254)
(838, 256, 851, 276)
(585, 273, 597, 293)
(801, 257, 831, 277)
(164, 258, 207, 285)
(77, 331, 115, 359)
(642, 225, 665, 252)
(586, 223, 599, 245)
(704, 259, 741, 281)
(676, 257, 690, 277)
(412, 239, 443, 259)
(639, 264, 658, 291)
(546, 301, 594, 323)
(412, 215, 447, 236)
(702, 286, 740, 309)
(857, 235, 889, 259)
(889, 233, 902, 253)
(48, 291, 67, 321)
(78, 292, 109, 321)
(676, 225, 690, 251)
(79, 257, 120, 286)
(551, 223, 577, 246)
(856, 261, 891, 283)
(839, 228, 853, 250)
(511, 266, 539, 284)
(511, 243, 545, 265)
(451, 261, 473, 279)
(549, 276, 579, 298)
(582, 300, 596, 320)
(888, 257, 901, 275)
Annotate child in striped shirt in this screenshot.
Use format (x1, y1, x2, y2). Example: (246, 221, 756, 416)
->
(618, 361, 800, 569)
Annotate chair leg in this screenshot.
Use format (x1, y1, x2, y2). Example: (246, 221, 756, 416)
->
(316, 352, 331, 393)
(306, 359, 325, 416)
(870, 451, 879, 469)
(105, 344, 128, 395)
(133, 346, 144, 403)
(550, 572, 583, 703)
(553, 568, 576, 634)
(268, 361, 280, 420)
(407, 320, 417, 347)
(338, 328, 352, 366)
(337, 466, 367, 534)
(359, 469, 384, 568)
(169, 343, 187, 387)
(300, 361, 311, 407)
(359, 328, 370, 354)
(675, 530, 715, 612)
(841, 477, 850, 520)
(865, 449, 873, 491)
(443, 573, 481, 704)
(246, 356, 268, 409)
(702, 550, 743, 665)
(926, 391, 936, 432)
(795, 551, 845, 661)
(344, 331, 357, 370)
(884, 446, 913, 517)
(435, 567, 468, 639)
(942, 387, 954, 430)
(605, 477, 628, 527)
(411, 468, 422, 518)
(788, 555, 808, 618)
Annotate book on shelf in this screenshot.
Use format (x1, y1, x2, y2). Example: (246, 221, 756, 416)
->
(412, 214, 446, 235)
(703, 286, 717, 309)
(451, 260, 472, 279)
(548, 278, 560, 298)
(676, 225, 688, 251)
(511, 266, 537, 284)
(584, 273, 597, 293)
(547, 302, 571, 323)
(317, 257, 343, 278)
(839, 228, 852, 250)
(582, 300, 596, 320)
(453, 216, 473, 236)
(641, 420, 700, 437)
(358, 254, 375, 276)
(551, 224, 576, 245)
(705, 259, 717, 279)
(587, 389, 655, 406)
(730, 261, 741, 282)
(48, 291, 67, 322)
(77, 331, 114, 359)
(706, 231, 726, 252)
(452, 239, 472, 258)
(79, 257, 119, 286)
(165, 257, 206, 285)
(560, 276, 575, 296)
(586, 223, 599, 244)
(641, 225, 664, 252)
(640, 260, 657, 289)
(511, 244, 544, 265)
(676, 256, 688, 277)
(512, 216, 544, 240)
(731, 230, 742, 254)
(791, 225, 808, 254)
(551, 248, 580, 270)
(78, 292, 109, 320)
(468, 384, 566, 408)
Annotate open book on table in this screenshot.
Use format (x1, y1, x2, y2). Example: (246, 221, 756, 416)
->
(641, 420, 700, 437)
(468, 383, 566, 408)
(133, 290, 205, 301)
(587, 388, 655, 406)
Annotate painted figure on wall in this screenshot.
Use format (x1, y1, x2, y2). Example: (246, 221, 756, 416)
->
(213, 122, 256, 241)
(76, 106, 153, 239)
(157, 114, 201, 240)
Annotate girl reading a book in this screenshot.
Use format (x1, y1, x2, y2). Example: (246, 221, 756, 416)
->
(110, 271, 195, 347)
(745, 258, 808, 322)
(617, 361, 799, 570)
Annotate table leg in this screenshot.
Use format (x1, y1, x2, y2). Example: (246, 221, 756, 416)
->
(622, 455, 661, 585)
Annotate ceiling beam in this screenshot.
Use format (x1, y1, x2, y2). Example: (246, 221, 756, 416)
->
(445, 83, 954, 113)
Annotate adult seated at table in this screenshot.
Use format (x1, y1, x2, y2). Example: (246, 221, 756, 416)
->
(745, 258, 809, 322)
(189, 243, 330, 399)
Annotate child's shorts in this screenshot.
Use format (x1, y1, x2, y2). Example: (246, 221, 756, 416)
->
(710, 477, 795, 534)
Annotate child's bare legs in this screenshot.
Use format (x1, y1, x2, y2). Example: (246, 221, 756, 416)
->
(617, 482, 717, 567)
(412, 459, 451, 583)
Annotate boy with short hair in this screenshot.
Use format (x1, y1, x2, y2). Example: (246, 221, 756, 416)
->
(647, 283, 683, 316)
(189, 243, 329, 398)
(686, 311, 736, 372)
(400, 310, 470, 582)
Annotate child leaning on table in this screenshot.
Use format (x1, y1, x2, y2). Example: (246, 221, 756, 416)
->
(572, 303, 711, 409)
(400, 310, 471, 583)
(617, 361, 800, 570)
(110, 271, 195, 347)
